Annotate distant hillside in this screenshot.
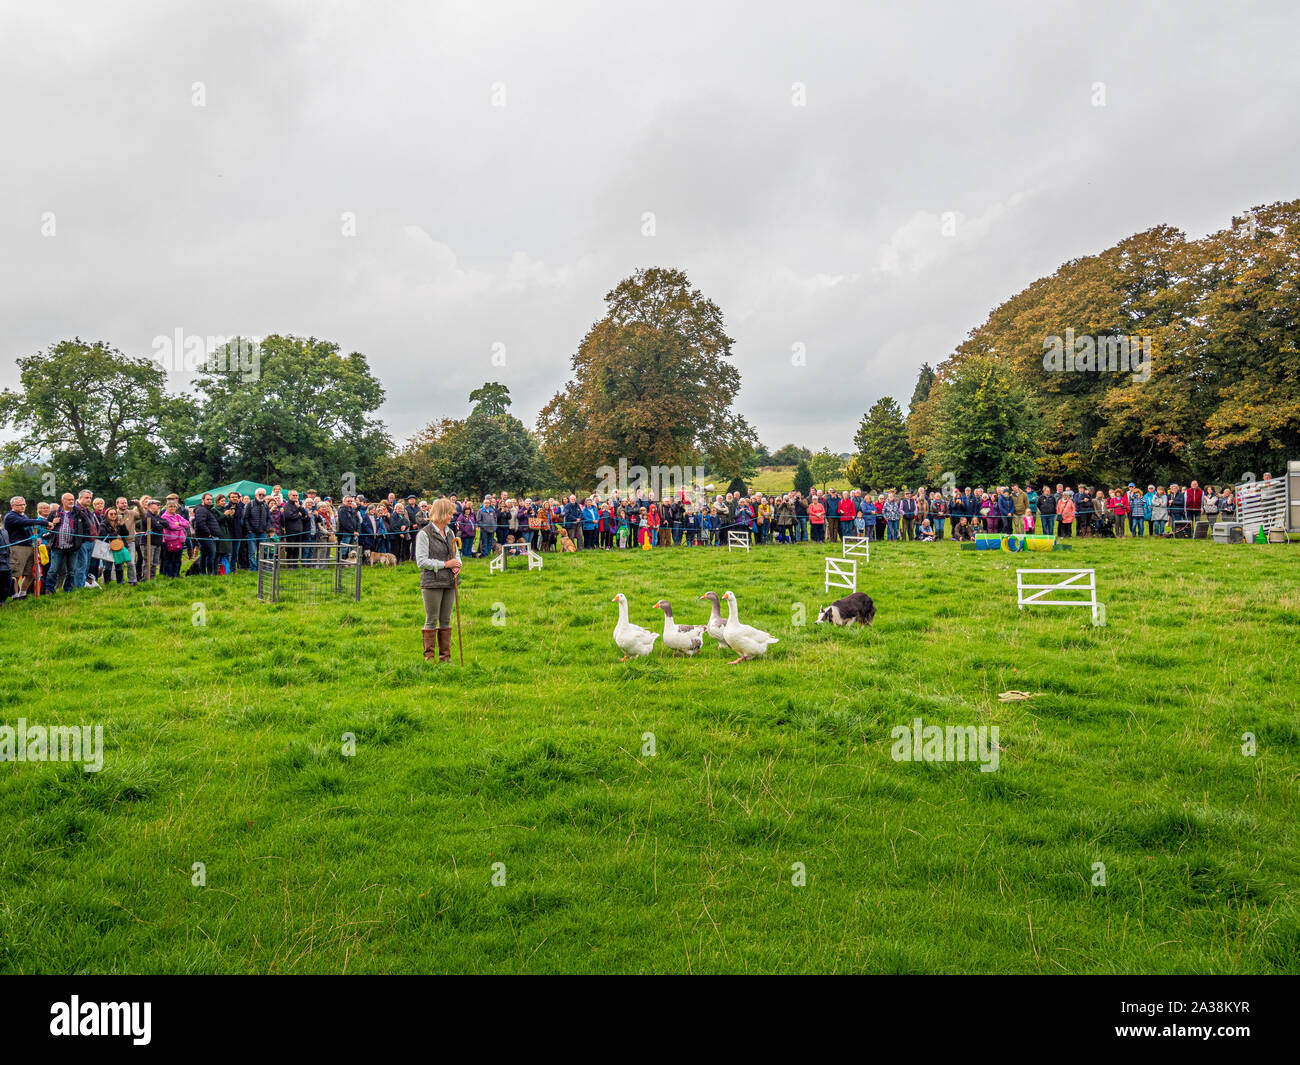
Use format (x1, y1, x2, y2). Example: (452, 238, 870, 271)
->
(749, 465, 851, 495)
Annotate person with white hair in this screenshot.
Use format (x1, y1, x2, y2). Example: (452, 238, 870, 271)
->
(4, 497, 48, 598)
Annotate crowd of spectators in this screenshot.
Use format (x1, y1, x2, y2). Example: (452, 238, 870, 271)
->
(0, 479, 1241, 603)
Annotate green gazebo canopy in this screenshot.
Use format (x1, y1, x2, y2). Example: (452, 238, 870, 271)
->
(184, 480, 273, 507)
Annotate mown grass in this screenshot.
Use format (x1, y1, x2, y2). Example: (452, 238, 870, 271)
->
(1, 538, 1297, 973)
(749, 464, 851, 494)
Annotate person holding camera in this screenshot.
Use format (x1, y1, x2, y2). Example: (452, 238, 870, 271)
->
(133, 497, 164, 581)
(280, 490, 309, 563)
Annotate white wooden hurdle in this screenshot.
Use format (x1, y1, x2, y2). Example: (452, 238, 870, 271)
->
(1016, 568, 1102, 625)
(489, 543, 543, 574)
(825, 556, 857, 593)
(1236, 476, 1289, 541)
(727, 530, 751, 552)
(841, 535, 870, 560)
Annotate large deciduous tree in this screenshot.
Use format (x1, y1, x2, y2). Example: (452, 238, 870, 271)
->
(537, 267, 753, 488)
(921, 357, 1042, 486)
(377, 384, 542, 498)
(467, 381, 513, 418)
(808, 447, 844, 490)
(771, 443, 811, 465)
(192, 335, 389, 489)
(0, 339, 173, 496)
(927, 200, 1300, 484)
(443, 384, 541, 495)
(368, 419, 453, 500)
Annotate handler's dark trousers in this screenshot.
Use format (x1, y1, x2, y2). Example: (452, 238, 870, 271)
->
(422, 586, 454, 629)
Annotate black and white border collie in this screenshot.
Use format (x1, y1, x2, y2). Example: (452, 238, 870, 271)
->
(816, 591, 876, 626)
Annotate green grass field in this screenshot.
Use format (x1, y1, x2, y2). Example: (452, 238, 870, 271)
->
(2, 538, 1298, 974)
(749, 464, 852, 494)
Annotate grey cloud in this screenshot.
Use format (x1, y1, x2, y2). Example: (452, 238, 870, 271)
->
(2, 0, 1296, 453)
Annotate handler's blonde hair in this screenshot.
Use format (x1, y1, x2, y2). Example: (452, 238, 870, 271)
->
(430, 497, 455, 524)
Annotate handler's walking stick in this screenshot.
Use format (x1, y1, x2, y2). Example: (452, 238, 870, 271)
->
(453, 571, 464, 665)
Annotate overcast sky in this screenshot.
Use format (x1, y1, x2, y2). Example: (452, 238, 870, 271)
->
(2, 0, 1297, 454)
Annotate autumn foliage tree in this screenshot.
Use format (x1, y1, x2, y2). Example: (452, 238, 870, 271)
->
(537, 267, 756, 488)
(921, 199, 1300, 485)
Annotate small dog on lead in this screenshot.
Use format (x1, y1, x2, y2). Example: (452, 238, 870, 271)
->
(816, 591, 876, 626)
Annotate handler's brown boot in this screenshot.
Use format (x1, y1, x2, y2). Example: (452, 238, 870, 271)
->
(437, 627, 452, 663)
(422, 628, 438, 662)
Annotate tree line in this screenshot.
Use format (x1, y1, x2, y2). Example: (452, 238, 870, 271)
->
(4, 200, 1295, 502)
(846, 199, 1299, 490)
(0, 268, 761, 501)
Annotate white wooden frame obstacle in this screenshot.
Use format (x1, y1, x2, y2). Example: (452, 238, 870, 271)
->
(841, 535, 870, 560)
(825, 556, 858, 593)
(727, 530, 751, 552)
(1016, 568, 1102, 625)
(489, 543, 543, 574)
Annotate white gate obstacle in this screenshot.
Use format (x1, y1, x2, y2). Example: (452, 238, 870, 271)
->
(825, 556, 858, 593)
(1016, 568, 1103, 625)
(840, 535, 870, 560)
(1235, 474, 1291, 541)
(489, 543, 543, 574)
(727, 530, 751, 552)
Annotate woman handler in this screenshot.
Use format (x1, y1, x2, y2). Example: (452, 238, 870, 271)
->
(416, 497, 463, 662)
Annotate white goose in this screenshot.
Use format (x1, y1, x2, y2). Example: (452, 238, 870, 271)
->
(611, 593, 659, 660)
(654, 600, 705, 655)
(697, 591, 730, 650)
(720, 590, 780, 664)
